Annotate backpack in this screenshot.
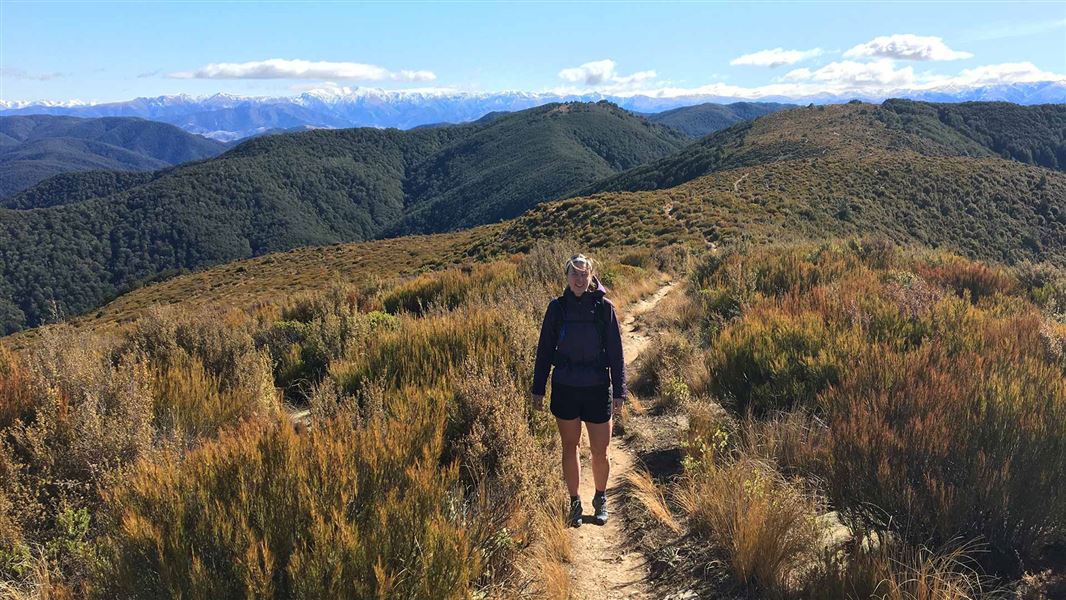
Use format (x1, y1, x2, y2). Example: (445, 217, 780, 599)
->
(551, 292, 608, 369)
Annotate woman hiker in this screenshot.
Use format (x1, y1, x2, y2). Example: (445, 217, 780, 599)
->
(531, 254, 626, 527)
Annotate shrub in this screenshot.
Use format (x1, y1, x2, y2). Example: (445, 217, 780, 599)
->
(335, 307, 527, 397)
(97, 399, 482, 599)
(916, 258, 1018, 304)
(708, 308, 855, 415)
(442, 367, 558, 591)
(822, 344, 1066, 572)
(149, 351, 278, 440)
(630, 332, 700, 399)
(10, 328, 154, 518)
(0, 345, 34, 432)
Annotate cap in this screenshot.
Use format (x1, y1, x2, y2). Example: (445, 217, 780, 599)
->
(565, 254, 592, 274)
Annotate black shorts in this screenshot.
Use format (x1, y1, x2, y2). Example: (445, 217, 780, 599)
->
(550, 383, 612, 424)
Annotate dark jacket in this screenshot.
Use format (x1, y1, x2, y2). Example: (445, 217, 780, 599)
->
(531, 277, 626, 399)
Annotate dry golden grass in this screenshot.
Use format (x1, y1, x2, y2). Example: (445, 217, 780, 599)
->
(806, 541, 989, 600)
(678, 456, 827, 597)
(624, 468, 681, 534)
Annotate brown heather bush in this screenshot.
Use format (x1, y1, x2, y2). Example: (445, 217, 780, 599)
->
(443, 367, 559, 592)
(0, 347, 34, 432)
(708, 307, 857, 416)
(822, 343, 1066, 572)
(149, 350, 279, 440)
(915, 257, 1018, 304)
(97, 396, 482, 599)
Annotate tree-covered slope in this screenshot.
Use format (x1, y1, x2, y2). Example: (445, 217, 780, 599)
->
(642, 101, 794, 138)
(0, 115, 227, 197)
(584, 101, 1066, 195)
(387, 101, 688, 235)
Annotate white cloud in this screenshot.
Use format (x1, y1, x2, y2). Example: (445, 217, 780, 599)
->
(951, 61, 1066, 86)
(562, 60, 1062, 100)
(782, 59, 915, 88)
(559, 59, 617, 85)
(844, 34, 973, 61)
(730, 47, 823, 67)
(557, 59, 658, 89)
(170, 59, 436, 82)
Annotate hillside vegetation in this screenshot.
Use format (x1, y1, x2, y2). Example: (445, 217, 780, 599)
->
(627, 240, 1066, 597)
(0, 115, 226, 198)
(0, 102, 686, 334)
(584, 101, 1066, 195)
(0, 241, 670, 598)
(4, 102, 1063, 344)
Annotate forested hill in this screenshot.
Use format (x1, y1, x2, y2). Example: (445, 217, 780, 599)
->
(0, 101, 687, 334)
(0, 115, 227, 197)
(641, 101, 794, 138)
(582, 101, 1066, 195)
(385, 101, 688, 235)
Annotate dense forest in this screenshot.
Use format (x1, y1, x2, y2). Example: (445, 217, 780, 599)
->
(0, 115, 226, 197)
(641, 101, 794, 138)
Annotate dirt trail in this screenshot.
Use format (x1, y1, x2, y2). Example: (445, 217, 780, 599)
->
(566, 281, 676, 600)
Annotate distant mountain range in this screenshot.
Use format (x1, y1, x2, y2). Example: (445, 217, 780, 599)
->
(2, 82, 1062, 141)
(0, 115, 227, 197)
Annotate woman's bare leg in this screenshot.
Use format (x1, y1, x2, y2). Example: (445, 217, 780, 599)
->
(556, 417, 582, 496)
(585, 418, 612, 493)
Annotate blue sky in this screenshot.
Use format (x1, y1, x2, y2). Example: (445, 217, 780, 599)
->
(2, 0, 1064, 103)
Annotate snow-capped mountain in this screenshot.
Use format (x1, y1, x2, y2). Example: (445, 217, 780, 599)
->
(3, 82, 1063, 141)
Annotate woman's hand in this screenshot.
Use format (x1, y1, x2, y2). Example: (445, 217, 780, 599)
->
(531, 393, 545, 411)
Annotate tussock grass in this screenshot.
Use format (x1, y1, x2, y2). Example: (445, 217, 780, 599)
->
(678, 455, 826, 597)
(625, 468, 681, 534)
(806, 541, 989, 600)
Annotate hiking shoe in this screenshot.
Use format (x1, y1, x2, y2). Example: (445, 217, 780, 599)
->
(592, 493, 608, 525)
(567, 498, 583, 528)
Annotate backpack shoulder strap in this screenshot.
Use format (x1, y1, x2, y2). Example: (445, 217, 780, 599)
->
(594, 298, 608, 350)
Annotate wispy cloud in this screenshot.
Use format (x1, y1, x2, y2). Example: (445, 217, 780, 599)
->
(1, 67, 64, 81)
(557, 59, 657, 89)
(730, 47, 823, 68)
(169, 59, 436, 82)
(962, 18, 1066, 42)
(137, 69, 162, 79)
(844, 34, 973, 61)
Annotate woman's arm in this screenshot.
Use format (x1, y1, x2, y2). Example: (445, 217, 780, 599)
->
(604, 300, 626, 402)
(531, 300, 560, 396)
